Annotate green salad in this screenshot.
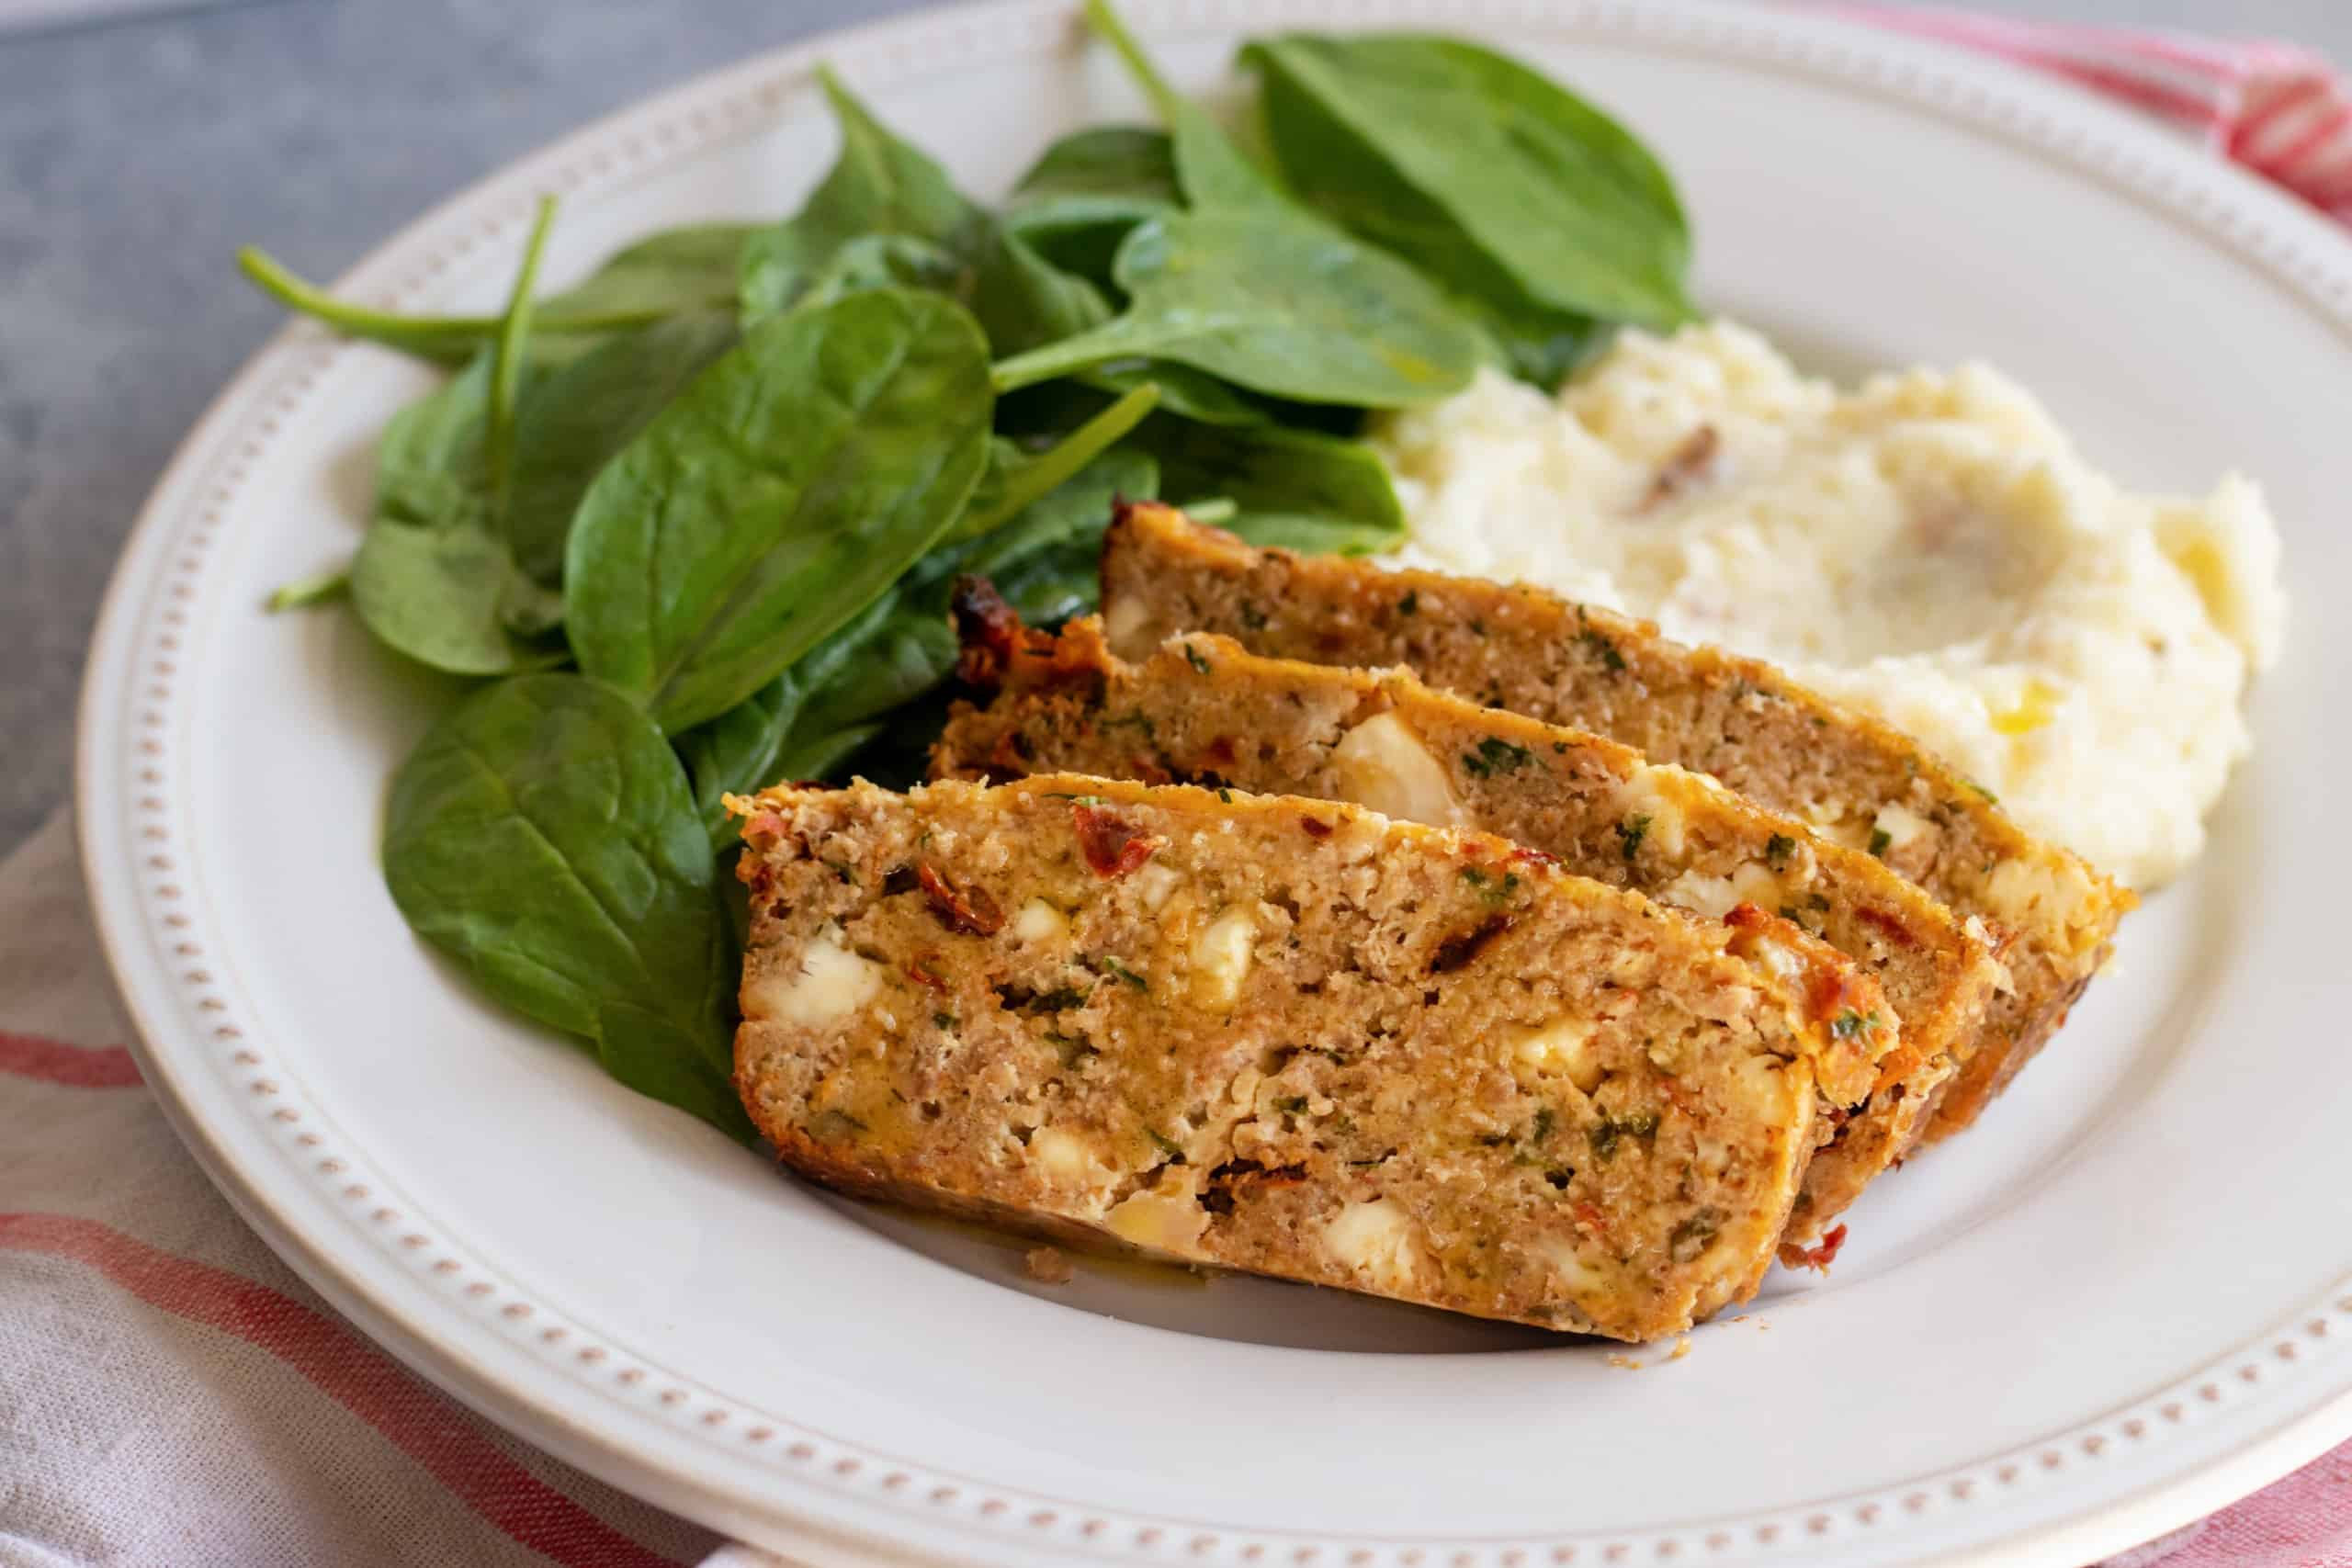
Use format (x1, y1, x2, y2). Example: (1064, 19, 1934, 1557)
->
(243, 0, 1693, 1141)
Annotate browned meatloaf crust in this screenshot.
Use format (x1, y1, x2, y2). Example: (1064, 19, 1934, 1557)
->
(933, 604, 1999, 1258)
(1098, 502, 2133, 1140)
(731, 775, 1868, 1342)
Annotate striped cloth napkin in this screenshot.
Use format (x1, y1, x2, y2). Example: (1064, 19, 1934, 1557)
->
(7, 14, 2352, 1568)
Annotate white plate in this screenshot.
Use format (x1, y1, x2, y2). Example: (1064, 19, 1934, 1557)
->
(75, 3, 2352, 1564)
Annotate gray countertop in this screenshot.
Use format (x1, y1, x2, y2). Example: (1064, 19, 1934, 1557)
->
(3, 0, 2343, 860)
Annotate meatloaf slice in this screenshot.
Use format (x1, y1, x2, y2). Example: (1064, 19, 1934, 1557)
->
(732, 775, 1854, 1342)
(1098, 502, 2132, 1140)
(934, 604, 1997, 1256)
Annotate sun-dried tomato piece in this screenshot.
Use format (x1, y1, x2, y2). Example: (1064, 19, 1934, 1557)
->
(1299, 815, 1334, 840)
(950, 576, 1054, 693)
(1430, 914, 1512, 973)
(1072, 803, 1165, 879)
(1722, 900, 1771, 933)
(1792, 1223, 1848, 1272)
(1507, 845, 1561, 869)
(1806, 962, 1873, 1028)
(918, 863, 1004, 937)
(1854, 905, 1918, 948)
(904, 956, 948, 992)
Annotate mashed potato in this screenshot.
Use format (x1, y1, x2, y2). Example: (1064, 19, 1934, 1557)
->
(1374, 322, 2286, 888)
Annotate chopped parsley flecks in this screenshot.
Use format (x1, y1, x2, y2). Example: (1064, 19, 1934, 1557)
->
(1830, 1009, 1882, 1042)
(1588, 1111, 1661, 1163)
(1096, 954, 1148, 992)
(1618, 813, 1653, 862)
(1462, 866, 1520, 907)
(1668, 1208, 1722, 1263)
(1462, 736, 1535, 778)
(1397, 591, 1419, 617)
(1576, 606, 1628, 671)
(1962, 778, 1999, 804)
(933, 1011, 957, 1031)
(1763, 833, 1796, 870)
(1183, 644, 1213, 676)
(1146, 1128, 1187, 1163)
(1046, 1032, 1097, 1068)
(1868, 827, 1893, 859)
(1103, 712, 1157, 741)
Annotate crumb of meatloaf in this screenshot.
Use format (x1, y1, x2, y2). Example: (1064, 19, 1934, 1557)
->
(1023, 1246, 1074, 1285)
(933, 605, 1999, 1258)
(730, 775, 1843, 1343)
(1097, 502, 2132, 1141)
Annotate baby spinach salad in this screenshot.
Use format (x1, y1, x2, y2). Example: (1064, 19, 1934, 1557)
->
(243, 2, 1693, 1141)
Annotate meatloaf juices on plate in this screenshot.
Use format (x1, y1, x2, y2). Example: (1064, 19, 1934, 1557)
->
(729, 776, 1896, 1341)
(1099, 502, 2132, 1140)
(933, 599, 2001, 1258)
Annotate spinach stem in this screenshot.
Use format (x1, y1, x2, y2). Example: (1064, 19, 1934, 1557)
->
(485, 197, 560, 525)
(1180, 496, 1237, 525)
(238, 239, 667, 360)
(236, 247, 500, 356)
(1082, 0, 1185, 126)
(264, 564, 352, 612)
(966, 380, 1160, 536)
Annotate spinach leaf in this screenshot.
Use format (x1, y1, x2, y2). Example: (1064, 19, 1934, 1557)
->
(1242, 34, 1693, 333)
(1082, 358, 1269, 426)
(505, 309, 741, 588)
(989, 210, 1482, 408)
(795, 231, 967, 311)
(352, 516, 568, 673)
(1001, 126, 1182, 287)
(532, 222, 757, 327)
(990, 6, 1482, 408)
(350, 213, 572, 674)
(237, 221, 753, 367)
(940, 446, 1156, 590)
(1133, 415, 1405, 553)
(1010, 125, 1182, 209)
(739, 69, 1108, 355)
(675, 591, 895, 841)
(564, 288, 993, 733)
(737, 67, 982, 322)
(384, 673, 751, 1140)
(773, 723, 887, 788)
(375, 355, 496, 525)
(946, 379, 1158, 545)
(1083, 0, 1290, 217)
(679, 446, 1155, 840)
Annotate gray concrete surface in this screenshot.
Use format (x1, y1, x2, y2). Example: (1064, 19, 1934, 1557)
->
(3, 0, 2345, 859)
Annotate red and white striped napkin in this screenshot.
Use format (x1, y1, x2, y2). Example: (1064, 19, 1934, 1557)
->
(9, 14, 2352, 1568)
(1827, 6, 2352, 222)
